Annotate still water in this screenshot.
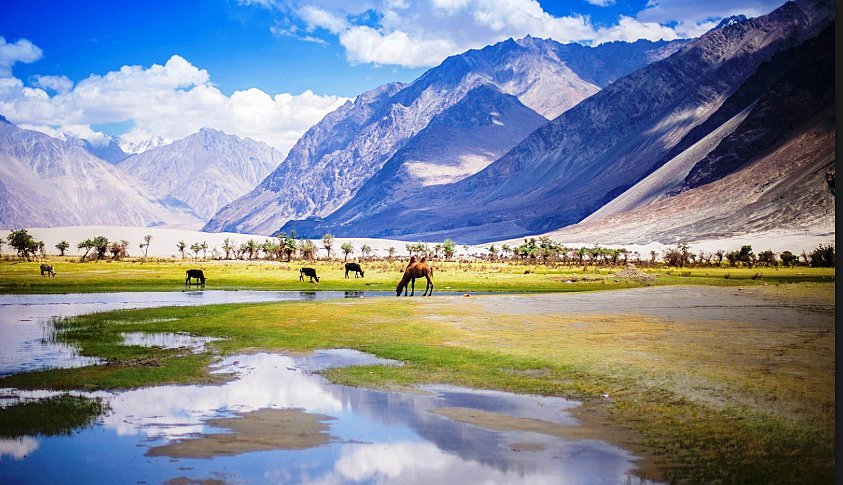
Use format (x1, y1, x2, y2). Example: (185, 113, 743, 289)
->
(0, 290, 387, 376)
(0, 292, 657, 484)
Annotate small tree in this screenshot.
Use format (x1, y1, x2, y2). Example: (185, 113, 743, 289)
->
(77, 238, 95, 261)
(109, 240, 129, 260)
(780, 251, 798, 267)
(341, 242, 354, 261)
(279, 233, 297, 261)
(300, 239, 317, 260)
(500, 243, 511, 260)
(664, 243, 691, 267)
(262, 239, 279, 260)
(737, 245, 755, 267)
(222, 238, 234, 260)
(442, 239, 456, 261)
(322, 233, 334, 260)
(190, 242, 203, 260)
(360, 244, 372, 260)
(85, 236, 109, 260)
(55, 240, 70, 257)
(244, 239, 258, 260)
(7, 229, 39, 260)
(757, 250, 776, 267)
(487, 244, 498, 261)
(139, 234, 152, 258)
(38, 241, 46, 259)
(433, 244, 442, 259)
(177, 240, 187, 259)
(387, 246, 396, 260)
(809, 244, 835, 267)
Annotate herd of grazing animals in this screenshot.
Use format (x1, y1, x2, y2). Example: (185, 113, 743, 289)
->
(37, 258, 434, 296)
(185, 258, 433, 295)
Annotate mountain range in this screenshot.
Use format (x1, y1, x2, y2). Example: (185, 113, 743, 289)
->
(0, 119, 283, 230)
(203, 35, 688, 235)
(0, 0, 833, 248)
(276, 0, 834, 244)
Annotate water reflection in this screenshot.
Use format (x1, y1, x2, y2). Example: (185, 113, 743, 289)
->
(0, 351, 656, 484)
(120, 332, 221, 352)
(0, 291, 391, 376)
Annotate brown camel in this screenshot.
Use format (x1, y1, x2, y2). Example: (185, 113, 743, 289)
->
(397, 257, 433, 296)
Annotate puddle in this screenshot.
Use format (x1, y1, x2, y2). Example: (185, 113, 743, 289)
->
(0, 291, 391, 376)
(0, 351, 657, 484)
(120, 332, 221, 352)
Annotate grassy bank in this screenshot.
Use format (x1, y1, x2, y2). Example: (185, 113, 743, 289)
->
(0, 283, 834, 483)
(0, 258, 833, 294)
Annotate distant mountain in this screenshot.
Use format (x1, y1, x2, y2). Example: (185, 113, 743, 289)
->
(0, 119, 201, 229)
(118, 128, 283, 221)
(68, 136, 130, 164)
(205, 35, 688, 235)
(119, 135, 169, 154)
(279, 0, 831, 243)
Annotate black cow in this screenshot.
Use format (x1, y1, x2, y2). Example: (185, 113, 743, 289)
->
(185, 269, 206, 285)
(344, 262, 364, 278)
(300, 267, 320, 283)
(40, 264, 56, 277)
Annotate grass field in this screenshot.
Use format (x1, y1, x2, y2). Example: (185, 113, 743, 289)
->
(0, 258, 833, 294)
(0, 259, 835, 483)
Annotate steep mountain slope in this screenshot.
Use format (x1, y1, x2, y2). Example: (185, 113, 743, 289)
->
(571, 24, 834, 240)
(284, 0, 829, 243)
(0, 118, 202, 229)
(118, 128, 283, 220)
(205, 36, 686, 235)
(546, 109, 834, 246)
(289, 85, 547, 234)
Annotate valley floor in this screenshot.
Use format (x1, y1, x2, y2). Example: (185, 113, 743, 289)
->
(0, 261, 835, 482)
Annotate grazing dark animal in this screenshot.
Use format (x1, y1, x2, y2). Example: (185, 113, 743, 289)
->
(185, 269, 206, 285)
(345, 262, 364, 278)
(40, 264, 56, 277)
(300, 267, 320, 283)
(396, 258, 433, 296)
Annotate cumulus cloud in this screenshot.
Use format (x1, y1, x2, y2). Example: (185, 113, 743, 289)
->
(0, 48, 349, 155)
(259, 0, 781, 67)
(33, 75, 74, 93)
(269, 0, 599, 68)
(0, 37, 43, 77)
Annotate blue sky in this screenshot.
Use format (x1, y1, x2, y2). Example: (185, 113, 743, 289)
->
(0, 0, 784, 153)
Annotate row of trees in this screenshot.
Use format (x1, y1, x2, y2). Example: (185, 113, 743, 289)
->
(2, 229, 835, 268)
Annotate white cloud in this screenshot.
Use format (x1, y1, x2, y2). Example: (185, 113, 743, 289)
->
(298, 5, 349, 34)
(0, 37, 43, 77)
(593, 16, 681, 44)
(334, 0, 598, 67)
(33, 75, 74, 93)
(0, 49, 349, 156)
(259, 0, 783, 68)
